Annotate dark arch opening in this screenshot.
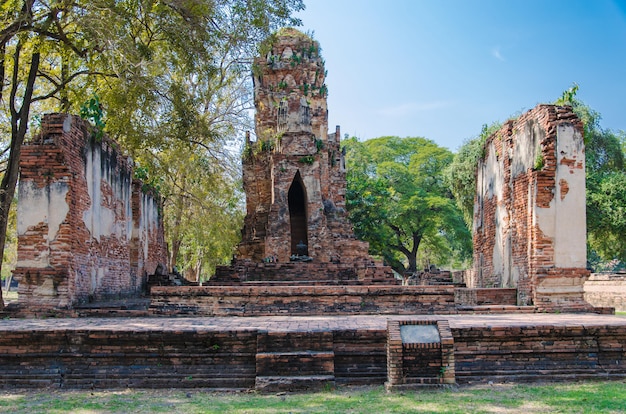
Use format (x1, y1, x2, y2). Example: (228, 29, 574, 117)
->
(288, 171, 308, 255)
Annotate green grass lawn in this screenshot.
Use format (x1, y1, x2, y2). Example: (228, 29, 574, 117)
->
(1, 381, 625, 414)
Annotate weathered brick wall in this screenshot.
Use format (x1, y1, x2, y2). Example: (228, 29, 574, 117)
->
(14, 113, 167, 309)
(585, 273, 626, 311)
(454, 288, 517, 306)
(0, 327, 257, 389)
(237, 28, 377, 269)
(472, 105, 590, 311)
(150, 285, 457, 316)
(453, 323, 626, 383)
(210, 260, 399, 285)
(2, 317, 625, 389)
(386, 320, 455, 389)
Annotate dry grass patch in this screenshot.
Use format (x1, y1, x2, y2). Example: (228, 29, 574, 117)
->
(0, 381, 625, 413)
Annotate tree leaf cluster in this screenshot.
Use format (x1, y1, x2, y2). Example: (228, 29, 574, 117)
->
(344, 136, 471, 275)
(0, 0, 305, 305)
(444, 122, 501, 227)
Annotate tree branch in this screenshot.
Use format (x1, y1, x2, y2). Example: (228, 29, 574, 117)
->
(31, 70, 117, 103)
(9, 42, 21, 119)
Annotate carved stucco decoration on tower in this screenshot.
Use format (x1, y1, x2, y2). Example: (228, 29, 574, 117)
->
(237, 28, 369, 264)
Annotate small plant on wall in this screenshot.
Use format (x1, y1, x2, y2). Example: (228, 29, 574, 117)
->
(534, 152, 545, 170)
(299, 155, 315, 164)
(80, 94, 105, 141)
(313, 137, 324, 153)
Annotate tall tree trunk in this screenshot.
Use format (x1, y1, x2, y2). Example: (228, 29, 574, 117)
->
(168, 175, 187, 270)
(0, 46, 40, 310)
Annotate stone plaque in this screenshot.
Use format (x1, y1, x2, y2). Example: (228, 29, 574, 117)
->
(400, 324, 440, 344)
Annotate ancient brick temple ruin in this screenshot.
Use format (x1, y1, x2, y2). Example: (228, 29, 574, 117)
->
(13, 114, 167, 310)
(240, 28, 371, 264)
(207, 28, 396, 285)
(3, 29, 626, 393)
(469, 105, 592, 311)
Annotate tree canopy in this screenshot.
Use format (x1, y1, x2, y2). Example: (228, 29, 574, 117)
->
(0, 0, 305, 306)
(344, 136, 471, 276)
(445, 122, 500, 227)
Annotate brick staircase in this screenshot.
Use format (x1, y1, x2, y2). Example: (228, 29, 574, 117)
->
(255, 331, 335, 392)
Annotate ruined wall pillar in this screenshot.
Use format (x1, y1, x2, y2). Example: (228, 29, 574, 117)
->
(472, 104, 591, 311)
(13, 113, 167, 309)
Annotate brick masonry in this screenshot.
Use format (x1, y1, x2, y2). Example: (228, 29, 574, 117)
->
(584, 273, 626, 311)
(453, 323, 626, 384)
(454, 288, 517, 306)
(471, 105, 591, 311)
(229, 28, 393, 283)
(13, 113, 167, 310)
(0, 314, 624, 389)
(150, 285, 457, 316)
(386, 319, 455, 389)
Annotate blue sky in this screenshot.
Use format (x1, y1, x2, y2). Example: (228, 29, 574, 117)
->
(295, 0, 626, 151)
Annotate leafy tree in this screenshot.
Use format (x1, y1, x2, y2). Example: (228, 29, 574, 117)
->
(0, 0, 304, 307)
(445, 122, 501, 227)
(587, 171, 626, 263)
(344, 136, 471, 275)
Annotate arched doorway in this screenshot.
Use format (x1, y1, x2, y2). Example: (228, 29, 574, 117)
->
(288, 171, 308, 255)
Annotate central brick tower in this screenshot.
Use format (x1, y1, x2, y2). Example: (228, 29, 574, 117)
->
(237, 28, 370, 264)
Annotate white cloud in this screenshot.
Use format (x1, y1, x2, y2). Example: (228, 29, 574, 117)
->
(377, 101, 450, 117)
(492, 46, 506, 62)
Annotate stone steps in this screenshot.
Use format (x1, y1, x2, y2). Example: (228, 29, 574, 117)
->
(456, 305, 536, 313)
(150, 285, 457, 316)
(255, 331, 335, 392)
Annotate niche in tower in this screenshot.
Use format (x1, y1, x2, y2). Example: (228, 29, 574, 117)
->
(288, 171, 308, 256)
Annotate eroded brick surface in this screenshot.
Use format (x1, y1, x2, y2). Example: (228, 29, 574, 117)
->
(471, 105, 591, 311)
(14, 114, 167, 310)
(231, 29, 393, 280)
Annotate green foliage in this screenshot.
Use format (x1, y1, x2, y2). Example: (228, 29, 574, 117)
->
(0, 0, 305, 285)
(587, 171, 626, 262)
(318, 84, 328, 97)
(261, 139, 275, 152)
(299, 155, 315, 164)
(445, 122, 501, 227)
(290, 53, 302, 67)
(345, 136, 471, 274)
(555, 82, 579, 107)
(314, 137, 324, 153)
(133, 165, 162, 194)
(534, 152, 544, 170)
(79, 95, 106, 141)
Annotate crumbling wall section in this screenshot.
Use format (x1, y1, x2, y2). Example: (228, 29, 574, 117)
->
(472, 104, 590, 311)
(14, 113, 166, 309)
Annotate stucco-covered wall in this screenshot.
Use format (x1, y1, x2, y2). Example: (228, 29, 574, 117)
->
(14, 113, 167, 309)
(472, 105, 591, 311)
